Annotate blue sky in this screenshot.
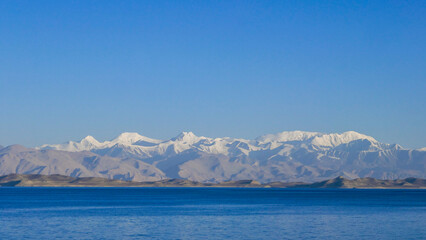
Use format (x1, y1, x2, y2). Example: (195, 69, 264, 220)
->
(0, 0, 425, 148)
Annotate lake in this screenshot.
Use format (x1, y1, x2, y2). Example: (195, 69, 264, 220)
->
(0, 187, 425, 239)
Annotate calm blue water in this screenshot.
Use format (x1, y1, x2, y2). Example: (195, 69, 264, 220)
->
(0, 188, 425, 240)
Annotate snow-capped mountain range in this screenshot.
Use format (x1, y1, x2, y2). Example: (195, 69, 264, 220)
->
(39, 131, 380, 154)
(1, 131, 425, 182)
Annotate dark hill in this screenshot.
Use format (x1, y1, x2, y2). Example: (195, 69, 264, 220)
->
(1, 174, 425, 188)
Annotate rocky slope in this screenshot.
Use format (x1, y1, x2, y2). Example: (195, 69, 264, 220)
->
(0, 145, 165, 181)
(0, 131, 424, 183)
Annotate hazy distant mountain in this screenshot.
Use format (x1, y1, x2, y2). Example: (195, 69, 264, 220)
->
(0, 131, 424, 182)
(0, 145, 165, 181)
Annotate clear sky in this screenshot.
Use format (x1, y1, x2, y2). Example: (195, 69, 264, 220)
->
(0, 0, 425, 148)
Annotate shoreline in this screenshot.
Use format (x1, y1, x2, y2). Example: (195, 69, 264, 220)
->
(1, 174, 426, 189)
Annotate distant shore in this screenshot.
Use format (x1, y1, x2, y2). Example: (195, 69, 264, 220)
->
(1, 174, 425, 189)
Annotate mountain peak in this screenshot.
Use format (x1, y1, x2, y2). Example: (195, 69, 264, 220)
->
(256, 130, 377, 147)
(17, 130, 426, 183)
(172, 131, 201, 143)
(340, 131, 377, 141)
(81, 135, 99, 144)
(112, 132, 161, 145)
(311, 131, 377, 147)
(179, 131, 196, 137)
(113, 132, 145, 144)
(2, 144, 31, 152)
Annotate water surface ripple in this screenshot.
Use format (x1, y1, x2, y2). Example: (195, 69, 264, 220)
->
(0, 187, 425, 239)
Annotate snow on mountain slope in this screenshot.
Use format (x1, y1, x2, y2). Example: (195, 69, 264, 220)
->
(42, 130, 377, 156)
(4, 130, 421, 183)
(36, 130, 386, 164)
(310, 131, 377, 147)
(256, 131, 322, 143)
(38, 132, 162, 152)
(111, 132, 162, 145)
(256, 130, 377, 147)
(38, 135, 101, 152)
(0, 145, 166, 181)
